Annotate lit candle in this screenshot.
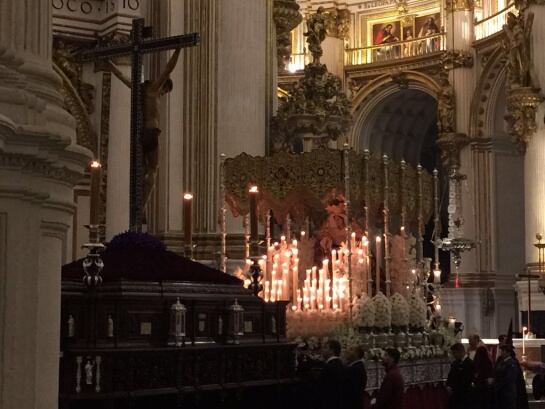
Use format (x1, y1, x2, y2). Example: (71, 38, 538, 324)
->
(375, 236, 382, 293)
(89, 161, 102, 226)
(448, 316, 456, 329)
(351, 232, 356, 250)
(183, 193, 193, 257)
(433, 269, 441, 284)
(248, 186, 259, 256)
(264, 281, 270, 302)
(522, 326, 527, 355)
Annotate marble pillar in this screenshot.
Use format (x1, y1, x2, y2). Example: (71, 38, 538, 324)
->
(527, 5, 545, 264)
(445, 5, 479, 279)
(218, 0, 269, 257)
(0, 1, 91, 408)
(105, 64, 131, 240)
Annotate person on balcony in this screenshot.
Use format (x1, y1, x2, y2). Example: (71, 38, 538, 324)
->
(418, 17, 440, 53)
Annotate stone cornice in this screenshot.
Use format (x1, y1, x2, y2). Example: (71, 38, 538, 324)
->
(0, 151, 83, 186)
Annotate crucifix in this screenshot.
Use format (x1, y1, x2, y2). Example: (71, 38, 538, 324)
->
(80, 18, 199, 232)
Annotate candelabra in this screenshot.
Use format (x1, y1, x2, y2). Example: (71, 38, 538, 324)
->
(435, 132, 475, 287)
(82, 224, 105, 289)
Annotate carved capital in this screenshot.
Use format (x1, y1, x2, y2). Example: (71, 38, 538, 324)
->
(442, 49, 474, 70)
(436, 132, 471, 171)
(504, 86, 543, 153)
(324, 9, 351, 40)
(445, 0, 475, 13)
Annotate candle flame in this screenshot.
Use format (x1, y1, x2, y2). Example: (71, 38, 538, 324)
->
(249, 185, 258, 193)
(376, 236, 382, 242)
(91, 160, 101, 168)
(183, 193, 193, 200)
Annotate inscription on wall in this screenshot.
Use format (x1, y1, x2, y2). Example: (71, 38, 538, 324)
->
(52, 0, 141, 15)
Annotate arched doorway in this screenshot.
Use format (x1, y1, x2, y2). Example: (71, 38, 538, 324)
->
(351, 80, 451, 277)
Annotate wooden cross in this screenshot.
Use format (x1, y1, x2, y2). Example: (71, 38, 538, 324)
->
(80, 18, 199, 232)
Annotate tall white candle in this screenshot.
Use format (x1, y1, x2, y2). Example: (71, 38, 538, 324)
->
(376, 236, 382, 293)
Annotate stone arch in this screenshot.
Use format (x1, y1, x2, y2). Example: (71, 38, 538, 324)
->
(349, 70, 441, 155)
(53, 62, 97, 155)
(469, 46, 508, 140)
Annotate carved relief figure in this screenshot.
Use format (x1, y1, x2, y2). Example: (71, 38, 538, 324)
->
(107, 48, 182, 208)
(437, 74, 455, 134)
(85, 360, 94, 385)
(304, 7, 327, 62)
(503, 11, 535, 89)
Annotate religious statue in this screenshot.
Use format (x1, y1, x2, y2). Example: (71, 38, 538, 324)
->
(304, 7, 327, 63)
(107, 47, 182, 209)
(436, 73, 455, 134)
(68, 314, 75, 338)
(503, 11, 535, 89)
(84, 360, 94, 385)
(107, 315, 114, 338)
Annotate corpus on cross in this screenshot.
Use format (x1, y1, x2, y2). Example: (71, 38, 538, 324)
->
(79, 18, 199, 233)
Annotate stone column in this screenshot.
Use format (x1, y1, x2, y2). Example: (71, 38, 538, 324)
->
(105, 63, 131, 240)
(444, 0, 478, 279)
(321, 36, 344, 79)
(151, 0, 223, 259)
(527, 4, 545, 265)
(0, 1, 90, 409)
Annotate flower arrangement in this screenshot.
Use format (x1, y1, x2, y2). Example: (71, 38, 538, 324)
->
(108, 231, 167, 253)
(390, 293, 410, 330)
(372, 291, 392, 330)
(408, 292, 427, 331)
(353, 293, 375, 329)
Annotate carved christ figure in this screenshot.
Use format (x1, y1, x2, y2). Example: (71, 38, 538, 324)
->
(304, 7, 327, 62)
(107, 48, 181, 209)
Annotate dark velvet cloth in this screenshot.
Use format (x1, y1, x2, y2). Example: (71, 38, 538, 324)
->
(62, 247, 242, 285)
(514, 358, 529, 409)
(376, 365, 404, 409)
(317, 357, 345, 409)
(446, 357, 474, 409)
(344, 360, 367, 409)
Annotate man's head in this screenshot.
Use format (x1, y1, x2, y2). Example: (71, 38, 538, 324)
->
(161, 78, 174, 95)
(499, 343, 514, 359)
(385, 24, 393, 33)
(498, 334, 507, 347)
(383, 348, 400, 368)
(450, 342, 466, 361)
(468, 334, 481, 349)
(346, 345, 365, 363)
(323, 339, 341, 359)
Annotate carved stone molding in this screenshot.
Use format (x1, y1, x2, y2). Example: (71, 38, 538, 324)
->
(273, 0, 303, 72)
(0, 152, 83, 186)
(390, 71, 409, 89)
(505, 86, 543, 152)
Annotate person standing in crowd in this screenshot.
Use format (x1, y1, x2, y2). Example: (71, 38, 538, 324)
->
(344, 345, 367, 409)
(375, 348, 404, 409)
(446, 343, 474, 409)
(318, 339, 345, 408)
(495, 344, 520, 409)
(473, 344, 494, 409)
(468, 334, 485, 360)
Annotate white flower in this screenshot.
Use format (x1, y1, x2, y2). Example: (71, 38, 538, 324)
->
(390, 293, 410, 327)
(408, 293, 427, 329)
(372, 291, 392, 329)
(354, 293, 376, 327)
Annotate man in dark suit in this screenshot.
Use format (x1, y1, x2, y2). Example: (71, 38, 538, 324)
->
(344, 345, 368, 409)
(446, 342, 474, 409)
(376, 348, 404, 409)
(318, 339, 345, 408)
